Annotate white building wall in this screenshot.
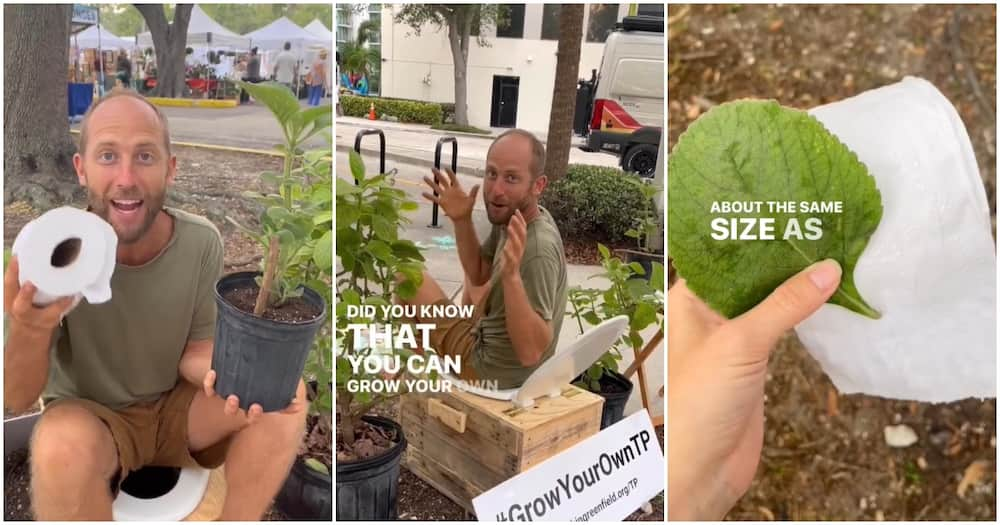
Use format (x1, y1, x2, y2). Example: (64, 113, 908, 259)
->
(381, 4, 630, 136)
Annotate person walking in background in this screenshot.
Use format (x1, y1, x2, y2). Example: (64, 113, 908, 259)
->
(240, 47, 262, 105)
(273, 42, 298, 95)
(115, 54, 132, 90)
(306, 50, 328, 107)
(335, 51, 342, 116)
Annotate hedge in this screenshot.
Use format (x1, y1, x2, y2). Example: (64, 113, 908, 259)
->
(541, 164, 655, 243)
(341, 95, 443, 125)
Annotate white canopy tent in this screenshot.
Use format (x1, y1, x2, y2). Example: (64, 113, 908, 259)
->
(74, 24, 134, 50)
(303, 19, 333, 43)
(136, 5, 250, 50)
(243, 17, 328, 50)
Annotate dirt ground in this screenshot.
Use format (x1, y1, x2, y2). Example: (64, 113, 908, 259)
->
(2, 146, 291, 520)
(668, 4, 996, 520)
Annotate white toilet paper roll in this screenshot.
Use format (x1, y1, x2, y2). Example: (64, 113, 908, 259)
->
(11, 207, 118, 308)
(795, 77, 996, 402)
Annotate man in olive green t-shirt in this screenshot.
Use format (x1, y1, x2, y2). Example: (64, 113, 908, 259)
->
(404, 129, 568, 389)
(2, 90, 304, 520)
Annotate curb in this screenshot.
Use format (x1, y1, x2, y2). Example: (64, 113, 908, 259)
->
(337, 117, 507, 141)
(147, 97, 239, 109)
(335, 143, 485, 177)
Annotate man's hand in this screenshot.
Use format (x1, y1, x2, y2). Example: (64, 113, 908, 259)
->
(500, 209, 527, 280)
(422, 168, 480, 222)
(202, 369, 305, 425)
(4, 256, 75, 333)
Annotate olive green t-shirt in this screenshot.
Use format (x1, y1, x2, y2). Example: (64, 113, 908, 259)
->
(42, 208, 224, 410)
(472, 206, 567, 389)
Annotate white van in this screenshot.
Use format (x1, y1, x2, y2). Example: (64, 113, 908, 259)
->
(575, 16, 664, 177)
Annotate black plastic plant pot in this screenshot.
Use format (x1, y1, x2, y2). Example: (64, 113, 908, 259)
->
(336, 416, 407, 521)
(575, 369, 634, 429)
(275, 457, 332, 520)
(211, 272, 327, 412)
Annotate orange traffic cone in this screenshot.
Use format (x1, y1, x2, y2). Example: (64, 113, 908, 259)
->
(368, 102, 376, 120)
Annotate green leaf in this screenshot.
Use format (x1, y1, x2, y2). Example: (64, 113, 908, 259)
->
(337, 178, 361, 196)
(597, 243, 610, 260)
(349, 150, 366, 183)
(313, 231, 332, 270)
(631, 302, 657, 332)
(667, 100, 883, 319)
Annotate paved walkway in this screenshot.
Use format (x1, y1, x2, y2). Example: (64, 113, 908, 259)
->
(71, 100, 330, 151)
(336, 116, 620, 176)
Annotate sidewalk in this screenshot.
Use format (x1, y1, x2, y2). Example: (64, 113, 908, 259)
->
(336, 116, 620, 176)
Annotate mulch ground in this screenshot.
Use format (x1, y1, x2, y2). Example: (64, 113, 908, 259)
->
(669, 4, 996, 520)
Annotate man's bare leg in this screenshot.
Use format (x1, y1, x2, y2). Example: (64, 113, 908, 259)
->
(188, 381, 307, 520)
(397, 271, 449, 322)
(30, 404, 119, 520)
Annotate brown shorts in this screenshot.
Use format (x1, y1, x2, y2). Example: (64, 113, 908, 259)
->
(421, 298, 480, 381)
(44, 381, 231, 496)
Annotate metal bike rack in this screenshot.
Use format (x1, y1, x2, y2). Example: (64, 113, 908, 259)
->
(353, 129, 386, 185)
(430, 136, 457, 228)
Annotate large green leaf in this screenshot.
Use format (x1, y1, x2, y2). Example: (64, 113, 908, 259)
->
(668, 100, 883, 319)
(313, 231, 332, 271)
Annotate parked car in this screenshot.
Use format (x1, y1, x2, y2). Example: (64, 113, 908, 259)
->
(574, 15, 664, 177)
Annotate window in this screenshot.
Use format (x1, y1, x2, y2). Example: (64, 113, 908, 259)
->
(540, 4, 561, 40)
(586, 4, 620, 43)
(636, 4, 664, 17)
(497, 4, 525, 39)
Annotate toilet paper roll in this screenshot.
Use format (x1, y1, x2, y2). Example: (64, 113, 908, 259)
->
(11, 207, 117, 309)
(795, 77, 996, 402)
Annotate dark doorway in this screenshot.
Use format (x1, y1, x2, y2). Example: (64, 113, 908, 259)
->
(490, 76, 519, 128)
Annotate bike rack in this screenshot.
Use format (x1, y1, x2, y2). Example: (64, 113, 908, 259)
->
(353, 129, 386, 185)
(429, 136, 457, 228)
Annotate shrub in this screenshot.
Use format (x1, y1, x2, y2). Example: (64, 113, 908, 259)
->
(341, 95, 443, 125)
(541, 164, 654, 243)
(430, 123, 492, 135)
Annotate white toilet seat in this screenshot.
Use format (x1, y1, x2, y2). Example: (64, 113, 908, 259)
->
(112, 466, 211, 521)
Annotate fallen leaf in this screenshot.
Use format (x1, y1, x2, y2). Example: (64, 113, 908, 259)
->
(769, 19, 784, 32)
(957, 459, 991, 499)
(758, 506, 775, 520)
(884, 424, 919, 448)
(685, 103, 701, 120)
(827, 386, 839, 417)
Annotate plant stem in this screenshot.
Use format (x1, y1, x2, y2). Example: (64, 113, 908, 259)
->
(254, 236, 281, 316)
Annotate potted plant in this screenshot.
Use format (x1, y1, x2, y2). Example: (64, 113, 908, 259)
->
(211, 81, 331, 411)
(617, 181, 664, 281)
(568, 244, 665, 429)
(335, 150, 426, 520)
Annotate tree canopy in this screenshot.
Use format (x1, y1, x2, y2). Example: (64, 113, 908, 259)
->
(97, 3, 331, 38)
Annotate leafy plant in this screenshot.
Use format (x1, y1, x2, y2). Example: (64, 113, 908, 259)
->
(541, 164, 654, 243)
(340, 95, 444, 125)
(230, 81, 332, 311)
(668, 99, 883, 319)
(336, 150, 426, 449)
(568, 244, 664, 391)
(231, 82, 333, 472)
(624, 181, 662, 253)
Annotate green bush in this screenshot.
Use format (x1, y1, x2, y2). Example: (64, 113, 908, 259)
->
(341, 95, 443, 125)
(430, 123, 492, 135)
(541, 164, 654, 243)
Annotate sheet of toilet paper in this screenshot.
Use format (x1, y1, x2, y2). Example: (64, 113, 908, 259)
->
(11, 206, 117, 308)
(795, 77, 996, 403)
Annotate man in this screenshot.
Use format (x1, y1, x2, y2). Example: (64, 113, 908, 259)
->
(401, 129, 568, 389)
(241, 47, 262, 105)
(2, 90, 306, 520)
(273, 41, 298, 94)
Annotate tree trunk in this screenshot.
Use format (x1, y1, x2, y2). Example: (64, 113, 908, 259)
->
(543, 4, 584, 183)
(447, 11, 469, 126)
(135, 4, 192, 98)
(3, 5, 81, 208)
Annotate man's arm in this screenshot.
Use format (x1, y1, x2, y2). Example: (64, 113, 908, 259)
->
(3, 257, 74, 413)
(454, 217, 492, 286)
(4, 326, 56, 413)
(502, 274, 553, 367)
(178, 338, 213, 386)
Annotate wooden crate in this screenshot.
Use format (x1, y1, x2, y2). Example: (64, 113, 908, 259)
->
(401, 385, 603, 512)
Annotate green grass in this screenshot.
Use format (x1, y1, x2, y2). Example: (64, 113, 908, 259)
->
(430, 123, 493, 135)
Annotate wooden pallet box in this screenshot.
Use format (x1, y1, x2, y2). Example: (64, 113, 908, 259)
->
(400, 385, 604, 512)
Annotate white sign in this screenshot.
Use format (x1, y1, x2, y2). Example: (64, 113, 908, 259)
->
(472, 410, 664, 522)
